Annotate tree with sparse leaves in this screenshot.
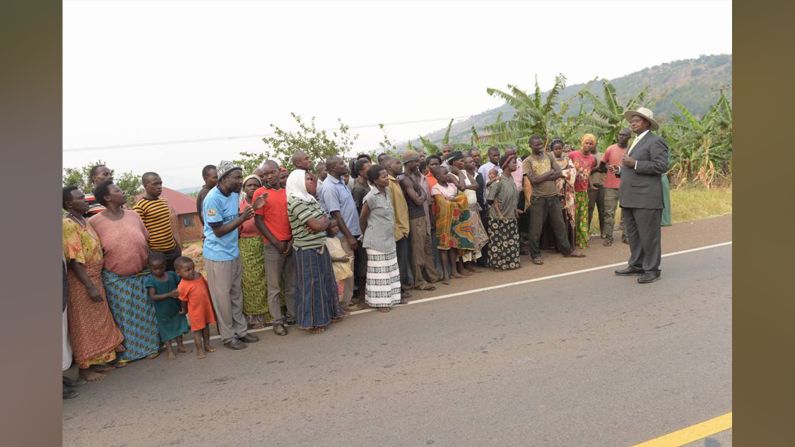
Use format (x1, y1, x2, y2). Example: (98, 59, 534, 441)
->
(234, 113, 359, 173)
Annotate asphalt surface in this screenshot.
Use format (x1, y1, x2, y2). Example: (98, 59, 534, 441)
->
(63, 216, 732, 446)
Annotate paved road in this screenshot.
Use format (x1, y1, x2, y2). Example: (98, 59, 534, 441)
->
(63, 233, 731, 446)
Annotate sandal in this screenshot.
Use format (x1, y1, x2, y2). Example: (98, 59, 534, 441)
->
(531, 256, 544, 265)
(414, 284, 436, 291)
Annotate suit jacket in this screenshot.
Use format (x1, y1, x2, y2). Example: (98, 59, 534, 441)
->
(618, 132, 669, 209)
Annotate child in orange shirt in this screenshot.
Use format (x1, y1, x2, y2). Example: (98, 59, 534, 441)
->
(174, 256, 217, 359)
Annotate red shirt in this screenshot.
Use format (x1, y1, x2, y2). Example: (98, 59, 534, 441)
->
(568, 151, 597, 192)
(603, 144, 627, 189)
(252, 186, 292, 243)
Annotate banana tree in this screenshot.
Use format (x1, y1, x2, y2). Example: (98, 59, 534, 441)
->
(576, 79, 648, 150)
(662, 91, 732, 188)
(485, 74, 569, 155)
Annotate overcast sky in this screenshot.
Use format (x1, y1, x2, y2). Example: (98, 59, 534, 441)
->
(63, 0, 732, 190)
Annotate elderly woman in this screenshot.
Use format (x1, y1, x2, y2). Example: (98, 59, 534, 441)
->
(239, 174, 269, 329)
(286, 169, 343, 333)
(89, 180, 161, 364)
(359, 165, 403, 311)
(568, 134, 599, 248)
(486, 154, 521, 270)
(62, 186, 125, 381)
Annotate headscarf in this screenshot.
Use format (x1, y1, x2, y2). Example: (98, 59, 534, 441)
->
(580, 134, 596, 147)
(241, 175, 262, 202)
(242, 174, 262, 187)
(286, 169, 316, 203)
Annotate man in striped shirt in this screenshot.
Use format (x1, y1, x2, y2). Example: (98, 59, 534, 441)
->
(133, 172, 181, 271)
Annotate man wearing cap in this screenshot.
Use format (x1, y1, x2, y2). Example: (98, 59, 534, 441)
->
(400, 150, 441, 290)
(614, 108, 669, 284)
(202, 161, 260, 349)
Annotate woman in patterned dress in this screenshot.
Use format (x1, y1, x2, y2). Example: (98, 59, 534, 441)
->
(62, 186, 125, 381)
(486, 154, 521, 270)
(239, 175, 269, 328)
(568, 134, 599, 248)
(89, 180, 161, 364)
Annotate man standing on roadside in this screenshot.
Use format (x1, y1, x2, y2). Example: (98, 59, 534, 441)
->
(615, 108, 669, 284)
(524, 135, 586, 265)
(134, 172, 182, 271)
(384, 156, 413, 299)
(202, 161, 260, 349)
(253, 160, 297, 336)
(400, 151, 441, 291)
(196, 165, 217, 226)
(601, 128, 631, 246)
(318, 156, 361, 311)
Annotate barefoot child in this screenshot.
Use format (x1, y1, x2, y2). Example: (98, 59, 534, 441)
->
(144, 252, 190, 360)
(325, 218, 353, 312)
(174, 256, 217, 359)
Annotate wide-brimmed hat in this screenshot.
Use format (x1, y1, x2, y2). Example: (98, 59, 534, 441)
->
(217, 160, 242, 180)
(401, 150, 421, 164)
(623, 107, 659, 131)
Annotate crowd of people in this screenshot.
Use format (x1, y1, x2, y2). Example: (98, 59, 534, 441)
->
(62, 107, 671, 399)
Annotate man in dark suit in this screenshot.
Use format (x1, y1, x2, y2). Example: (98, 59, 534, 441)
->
(613, 107, 669, 284)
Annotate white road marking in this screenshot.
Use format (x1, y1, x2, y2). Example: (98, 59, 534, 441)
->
(186, 241, 732, 344)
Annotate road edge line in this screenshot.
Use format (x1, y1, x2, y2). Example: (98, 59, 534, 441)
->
(186, 241, 732, 344)
(630, 412, 732, 447)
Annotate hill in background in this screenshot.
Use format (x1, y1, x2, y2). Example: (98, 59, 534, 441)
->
(415, 54, 732, 145)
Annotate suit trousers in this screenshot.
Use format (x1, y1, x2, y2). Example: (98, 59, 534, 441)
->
(528, 196, 573, 258)
(205, 258, 248, 343)
(622, 207, 662, 273)
(263, 243, 297, 324)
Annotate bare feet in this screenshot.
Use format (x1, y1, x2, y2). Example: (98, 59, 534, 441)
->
(167, 350, 176, 360)
(442, 279, 451, 285)
(177, 345, 192, 354)
(205, 345, 216, 353)
(451, 272, 464, 279)
(376, 307, 391, 313)
(196, 350, 206, 359)
(79, 369, 106, 382)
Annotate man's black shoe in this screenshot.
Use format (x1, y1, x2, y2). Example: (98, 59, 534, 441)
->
(238, 333, 260, 343)
(224, 339, 247, 350)
(637, 272, 661, 284)
(614, 266, 644, 276)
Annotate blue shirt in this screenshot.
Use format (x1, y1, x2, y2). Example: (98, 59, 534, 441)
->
(202, 186, 241, 261)
(317, 174, 361, 237)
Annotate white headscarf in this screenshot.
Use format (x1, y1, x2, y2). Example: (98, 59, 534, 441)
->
(286, 169, 316, 203)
